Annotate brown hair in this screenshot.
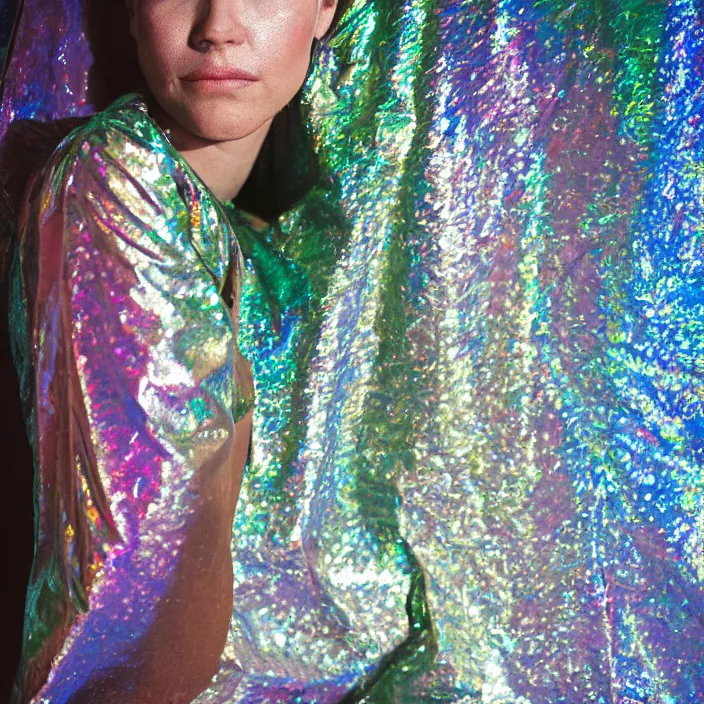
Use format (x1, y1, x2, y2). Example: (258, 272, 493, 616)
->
(84, 0, 353, 220)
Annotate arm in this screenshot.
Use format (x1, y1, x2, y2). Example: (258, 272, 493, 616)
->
(20, 125, 240, 703)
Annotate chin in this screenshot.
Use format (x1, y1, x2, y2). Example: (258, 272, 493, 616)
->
(180, 100, 273, 143)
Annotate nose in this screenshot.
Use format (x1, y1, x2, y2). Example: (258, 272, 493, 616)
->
(190, 0, 247, 51)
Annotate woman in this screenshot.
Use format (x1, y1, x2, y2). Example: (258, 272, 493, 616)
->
(5, 1, 347, 701)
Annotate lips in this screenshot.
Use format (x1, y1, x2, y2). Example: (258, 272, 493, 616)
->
(182, 66, 258, 82)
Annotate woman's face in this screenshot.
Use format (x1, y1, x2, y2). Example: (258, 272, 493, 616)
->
(127, 0, 338, 142)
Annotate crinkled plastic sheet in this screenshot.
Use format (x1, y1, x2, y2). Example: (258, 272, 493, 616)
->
(2, 0, 703, 701)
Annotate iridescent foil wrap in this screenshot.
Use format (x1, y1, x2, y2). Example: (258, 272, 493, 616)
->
(0, 0, 92, 135)
(6, 95, 254, 702)
(2, 0, 704, 702)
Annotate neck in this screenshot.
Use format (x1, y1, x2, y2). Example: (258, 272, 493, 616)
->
(151, 103, 271, 203)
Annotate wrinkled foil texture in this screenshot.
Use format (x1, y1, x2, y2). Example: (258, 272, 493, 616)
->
(1, 0, 703, 702)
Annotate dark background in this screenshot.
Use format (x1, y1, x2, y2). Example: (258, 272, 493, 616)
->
(1, 294, 34, 701)
(2, 2, 37, 697)
(0, 0, 20, 71)
(2, 3, 33, 693)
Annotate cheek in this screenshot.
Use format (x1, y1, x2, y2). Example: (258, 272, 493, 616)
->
(254, 7, 319, 91)
(135, 5, 190, 85)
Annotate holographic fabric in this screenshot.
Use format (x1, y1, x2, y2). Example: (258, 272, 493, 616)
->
(2, 0, 704, 702)
(7, 94, 256, 702)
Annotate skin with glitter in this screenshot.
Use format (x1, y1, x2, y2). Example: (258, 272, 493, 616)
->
(1, 0, 704, 703)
